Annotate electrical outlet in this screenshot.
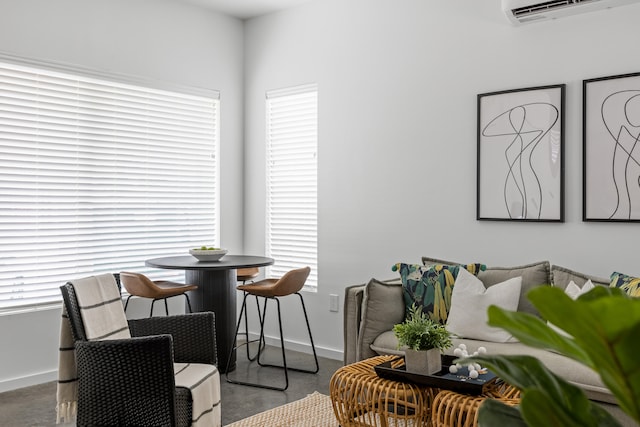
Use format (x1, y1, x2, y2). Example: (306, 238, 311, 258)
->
(329, 294, 339, 312)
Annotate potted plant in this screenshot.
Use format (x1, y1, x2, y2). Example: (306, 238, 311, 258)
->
(393, 304, 452, 374)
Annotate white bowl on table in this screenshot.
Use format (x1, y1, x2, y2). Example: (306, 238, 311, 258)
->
(189, 248, 228, 262)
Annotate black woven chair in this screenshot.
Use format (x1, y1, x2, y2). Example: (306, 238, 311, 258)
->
(60, 274, 218, 427)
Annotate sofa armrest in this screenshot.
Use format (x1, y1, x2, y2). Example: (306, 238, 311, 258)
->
(343, 284, 365, 365)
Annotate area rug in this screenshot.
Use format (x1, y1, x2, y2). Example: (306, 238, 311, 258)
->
(225, 391, 338, 427)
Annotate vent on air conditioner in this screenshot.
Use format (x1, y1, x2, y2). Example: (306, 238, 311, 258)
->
(503, 0, 640, 25)
(512, 0, 600, 18)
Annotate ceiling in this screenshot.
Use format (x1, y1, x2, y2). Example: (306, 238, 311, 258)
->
(181, 0, 313, 19)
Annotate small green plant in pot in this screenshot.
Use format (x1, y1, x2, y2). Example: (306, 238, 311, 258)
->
(393, 304, 452, 374)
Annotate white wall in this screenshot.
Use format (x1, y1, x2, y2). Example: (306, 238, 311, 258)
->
(243, 0, 640, 357)
(0, 0, 244, 391)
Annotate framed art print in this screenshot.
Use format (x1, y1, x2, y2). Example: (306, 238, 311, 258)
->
(583, 72, 640, 222)
(477, 84, 565, 221)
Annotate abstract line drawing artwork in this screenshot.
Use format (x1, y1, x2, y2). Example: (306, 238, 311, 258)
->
(477, 85, 565, 222)
(584, 72, 640, 222)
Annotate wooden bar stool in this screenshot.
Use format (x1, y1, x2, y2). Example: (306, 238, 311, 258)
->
(120, 271, 198, 317)
(226, 266, 319, 390)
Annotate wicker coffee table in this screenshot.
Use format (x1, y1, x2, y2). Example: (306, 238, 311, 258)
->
(330, 355, 439, 426)
(430, 380, 520, 427)
(330, 355, 521, 427)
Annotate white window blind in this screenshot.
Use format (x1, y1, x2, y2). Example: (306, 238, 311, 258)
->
(0, 60, 220, 310)
(266, 84, 318, 289)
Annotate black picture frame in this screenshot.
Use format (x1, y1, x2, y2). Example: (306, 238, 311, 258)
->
(583, 72, 640, 222)
(477, 84, 565, 222)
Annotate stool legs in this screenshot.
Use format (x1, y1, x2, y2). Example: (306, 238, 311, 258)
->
(256, 293, 319, 374)
(228, 292, 265, 360)
(241, 293, 264, 361)
(124, 293, 194, 317)
(183, 293, 194, 314)
(226, 291, 319, 390)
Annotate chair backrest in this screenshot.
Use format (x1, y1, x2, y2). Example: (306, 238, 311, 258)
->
(272, 266, 311, 297)
(59, 273, 123, 342)
(120, 271, 162, 298)
(60, 282, 87, 342)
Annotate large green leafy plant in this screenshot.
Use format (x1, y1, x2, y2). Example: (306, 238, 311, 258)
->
(393, 304, 452, 351)
(461, 286, 640, 426)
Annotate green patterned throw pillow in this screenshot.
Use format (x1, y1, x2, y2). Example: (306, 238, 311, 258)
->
(610, 271, 640, 297)
(392, 262, 486, 324)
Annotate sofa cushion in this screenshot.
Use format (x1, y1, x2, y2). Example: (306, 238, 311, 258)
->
(357, 278, 405, 361)
(370, 330, 405, 356)
(551, 264, 609, 290)
(564, 280, 596, 299)
(424, 258, 551, 317)
(392, 262, 485, 324)
(445, 338, 614, 404)
(446, 268, 522, 343)
(477, 261, 551, 317)
(610, 271, 640, 297)
(548, 280, 595, 336)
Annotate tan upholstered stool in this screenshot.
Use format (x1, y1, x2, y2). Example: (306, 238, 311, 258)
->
(236, 267, 259, 283)
(430, 381, 520, 427)
(120, 271, 197, 317)
(330, 355, 439, 427)
(226, 266, 319, 390)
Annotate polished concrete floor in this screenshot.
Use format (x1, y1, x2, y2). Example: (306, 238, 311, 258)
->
(0, 345, 343, 426)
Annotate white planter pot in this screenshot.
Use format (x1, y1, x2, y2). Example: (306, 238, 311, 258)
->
(404, 348, 442, 375)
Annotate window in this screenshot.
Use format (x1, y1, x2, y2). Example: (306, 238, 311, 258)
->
(0, 59, 220, 310)
(265, 84, 318, 289)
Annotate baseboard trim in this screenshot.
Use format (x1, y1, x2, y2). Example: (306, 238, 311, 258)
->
(0, 370, 57, 393)
(249, 333, 343, 361)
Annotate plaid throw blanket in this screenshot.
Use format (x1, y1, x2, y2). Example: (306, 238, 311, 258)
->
(56, 273, 130, 423)
(56, 274, 222, 426)
(175, 363, 221, 426)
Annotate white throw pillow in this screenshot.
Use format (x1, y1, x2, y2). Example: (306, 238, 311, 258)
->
(446, 268, 522, 343)
(548, 280, 594, 335)
(563, 279, 595, 299)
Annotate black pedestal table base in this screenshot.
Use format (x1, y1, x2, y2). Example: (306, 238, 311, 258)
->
(186, 269, 237, 373)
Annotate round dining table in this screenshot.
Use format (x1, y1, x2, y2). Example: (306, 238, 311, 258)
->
(145, 254, 274, 373)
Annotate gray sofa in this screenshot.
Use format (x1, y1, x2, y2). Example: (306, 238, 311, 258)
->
(343, 258, 637, 426)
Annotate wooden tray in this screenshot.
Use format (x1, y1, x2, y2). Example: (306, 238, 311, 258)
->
(374, 355, 497, 395)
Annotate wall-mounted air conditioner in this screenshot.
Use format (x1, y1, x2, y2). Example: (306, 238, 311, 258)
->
(503, 0, 640, 25)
